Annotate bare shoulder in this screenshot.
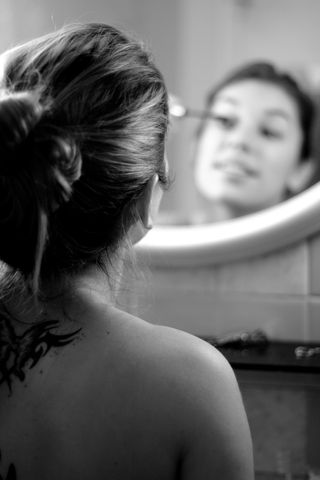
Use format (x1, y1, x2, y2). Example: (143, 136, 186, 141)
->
(138, 322, 254, 480)
(127, 318, 239, 389)
(109, 311, 233, 381)
(103, 311, 241, 399)
(143, 323, 244, 414)
(90, 309, 244, 412)
(146, 322, 233, 373)
(62, 306, 254, 479)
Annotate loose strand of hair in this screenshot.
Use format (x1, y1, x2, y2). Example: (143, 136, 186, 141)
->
(28, 207, 48, 300)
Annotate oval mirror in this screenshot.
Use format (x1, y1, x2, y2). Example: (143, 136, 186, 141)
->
(136, 181, 320, 267)
(132, 0, 320, 269)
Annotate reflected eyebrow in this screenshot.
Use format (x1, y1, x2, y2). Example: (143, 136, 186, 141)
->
(264, 108, 291, 121)
(214, 95, 238, 106)
(214, 96, 292, 122)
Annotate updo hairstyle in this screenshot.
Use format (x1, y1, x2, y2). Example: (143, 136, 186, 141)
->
(0, 23, 169, 294)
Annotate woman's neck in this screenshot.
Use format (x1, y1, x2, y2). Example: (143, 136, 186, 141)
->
(0, 256, 124, 327)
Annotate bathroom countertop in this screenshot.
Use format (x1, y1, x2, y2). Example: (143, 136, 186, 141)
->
(202, 339, 320, 374)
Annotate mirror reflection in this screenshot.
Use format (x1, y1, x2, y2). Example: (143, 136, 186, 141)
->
(151, 0, 320, 229)
(165, 61, 320, 225)
(193, 62, 318, 222)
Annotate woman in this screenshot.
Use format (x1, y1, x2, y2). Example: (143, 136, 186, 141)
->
(194, 62, 317, 222)
(0, 23, 253, 479)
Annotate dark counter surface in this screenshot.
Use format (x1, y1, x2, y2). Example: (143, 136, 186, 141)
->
(201, 337, 320, 374)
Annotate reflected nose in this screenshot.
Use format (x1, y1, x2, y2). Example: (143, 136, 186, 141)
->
(225, 124, 255, 152)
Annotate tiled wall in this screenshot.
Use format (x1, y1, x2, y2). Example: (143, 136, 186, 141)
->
(122, 234, 320, 343)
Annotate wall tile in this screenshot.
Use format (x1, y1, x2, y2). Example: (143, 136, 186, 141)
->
(308, 233, 320, 295)
(142, 241, 308, 296)
(126, 282, 308, 341)
(306, 298, 320, 342)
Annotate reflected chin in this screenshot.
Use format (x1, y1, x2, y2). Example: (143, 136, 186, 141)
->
(195, 176, 270, 218)
(195, 170, 252, 202)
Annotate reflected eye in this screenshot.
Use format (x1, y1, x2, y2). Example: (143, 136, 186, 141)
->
(208, 114, 236, 129)
(260, 126, 283, 139)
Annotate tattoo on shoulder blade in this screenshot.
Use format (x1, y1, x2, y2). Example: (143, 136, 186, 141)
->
(0, 449, 17, 480)
(0, 306, 81, 392)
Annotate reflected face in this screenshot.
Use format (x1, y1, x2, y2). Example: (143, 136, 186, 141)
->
(194, 80, 305, 216)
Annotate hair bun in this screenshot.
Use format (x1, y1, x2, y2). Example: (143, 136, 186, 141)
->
(0, 90, 82, 211)
(44, 135, 82, 210)
(0, 91, 42, 151)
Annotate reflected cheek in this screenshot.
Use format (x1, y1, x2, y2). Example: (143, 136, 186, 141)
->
(195, 136, 221, 170)
(263, 146, 300, 177)
(194, 147, 214, 189)
(195, 165, 240, 200)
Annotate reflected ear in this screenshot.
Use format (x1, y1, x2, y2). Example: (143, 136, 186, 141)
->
(129, 174, 163, 245)
(287, 160, 316, 194)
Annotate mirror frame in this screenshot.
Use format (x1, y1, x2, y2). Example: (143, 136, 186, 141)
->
(135, 182, 320, 267)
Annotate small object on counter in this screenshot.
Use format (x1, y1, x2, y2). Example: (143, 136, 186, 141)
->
(294, 345, 320, 359)
(202, 329, 269, 350)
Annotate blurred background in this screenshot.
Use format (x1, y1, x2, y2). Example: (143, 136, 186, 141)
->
(3, 0, 320, 224)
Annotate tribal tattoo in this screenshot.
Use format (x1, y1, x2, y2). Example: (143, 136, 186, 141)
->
(0, 306, 81, 392)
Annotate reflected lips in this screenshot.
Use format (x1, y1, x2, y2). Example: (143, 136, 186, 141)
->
(212, 158, 258, 179)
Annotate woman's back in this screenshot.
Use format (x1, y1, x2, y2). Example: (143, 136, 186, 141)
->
(0, 284, 252, 480)
(0, 22, 253, 479)
(0, 290, 177, 479)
